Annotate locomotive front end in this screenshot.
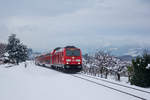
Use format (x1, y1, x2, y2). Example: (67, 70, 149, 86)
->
(64, 47, 82, 71)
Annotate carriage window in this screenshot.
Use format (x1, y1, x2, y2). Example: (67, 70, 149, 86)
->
(66, 49, 80, 56)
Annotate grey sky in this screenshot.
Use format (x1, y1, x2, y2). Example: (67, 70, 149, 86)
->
(0, 0, 150, 52)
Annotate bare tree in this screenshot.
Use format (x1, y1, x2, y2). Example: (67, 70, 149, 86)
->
(82, 49, 131, 81)
(94, 50, 116, 78)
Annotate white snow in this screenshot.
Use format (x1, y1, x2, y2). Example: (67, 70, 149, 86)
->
(78, 74, 150, 99)
(146, 64, 150, 69)
(0, 61, 150, 100)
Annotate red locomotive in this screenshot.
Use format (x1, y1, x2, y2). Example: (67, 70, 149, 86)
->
(35, 46, 82, 72)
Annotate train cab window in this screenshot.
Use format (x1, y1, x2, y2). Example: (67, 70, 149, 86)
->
(66, 49, 80, 56)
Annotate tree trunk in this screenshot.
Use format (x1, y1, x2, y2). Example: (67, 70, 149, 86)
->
(117, 73, 120, 81)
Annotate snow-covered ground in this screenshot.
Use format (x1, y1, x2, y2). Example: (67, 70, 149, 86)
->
(0, 61, 150, 100)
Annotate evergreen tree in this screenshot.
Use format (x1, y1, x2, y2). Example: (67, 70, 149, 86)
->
(0, 43, 7, 58)
(6, 34, 28, 64)
(130, 50, 150, 87)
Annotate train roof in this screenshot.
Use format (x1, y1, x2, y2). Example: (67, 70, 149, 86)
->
(64, 46, 77, 48)
(54, 46, 78, 51)
(54, 47, 62, 51)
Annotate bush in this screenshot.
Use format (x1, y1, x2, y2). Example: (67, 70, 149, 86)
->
(130, 51, 150, 87)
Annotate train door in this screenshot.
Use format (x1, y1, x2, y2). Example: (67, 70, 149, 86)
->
(50, 55, 52, 64)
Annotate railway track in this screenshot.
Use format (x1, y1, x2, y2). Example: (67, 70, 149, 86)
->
(79, 73, 150, 94)
(71, 74, 149, 100)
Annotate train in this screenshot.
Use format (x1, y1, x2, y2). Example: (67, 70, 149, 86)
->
(35, 46, 82, 72)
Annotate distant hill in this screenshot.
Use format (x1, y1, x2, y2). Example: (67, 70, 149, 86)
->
(118, 55, 135, 61)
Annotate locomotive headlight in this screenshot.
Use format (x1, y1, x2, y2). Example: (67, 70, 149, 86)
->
(66, 59, 71, 62)
(76, 59, 81, 62)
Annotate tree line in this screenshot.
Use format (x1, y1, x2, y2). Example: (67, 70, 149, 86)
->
(82, 50, 130, 81)
(82, 49, 150, 87)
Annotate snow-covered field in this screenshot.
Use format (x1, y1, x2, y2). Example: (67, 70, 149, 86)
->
(0, 61, 150, 100)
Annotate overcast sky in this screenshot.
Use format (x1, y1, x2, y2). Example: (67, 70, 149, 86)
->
(0, 0, 150, 52)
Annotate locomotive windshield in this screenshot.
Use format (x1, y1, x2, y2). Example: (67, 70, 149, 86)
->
(66, 49, 80, 56)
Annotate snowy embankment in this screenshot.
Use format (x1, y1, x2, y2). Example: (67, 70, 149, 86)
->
(0, 61, 150, 100)
(75, 74, 150, 100)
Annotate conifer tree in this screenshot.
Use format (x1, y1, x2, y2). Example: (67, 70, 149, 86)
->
(6, 34, 28, 64)
(130, 50, 150, 87)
